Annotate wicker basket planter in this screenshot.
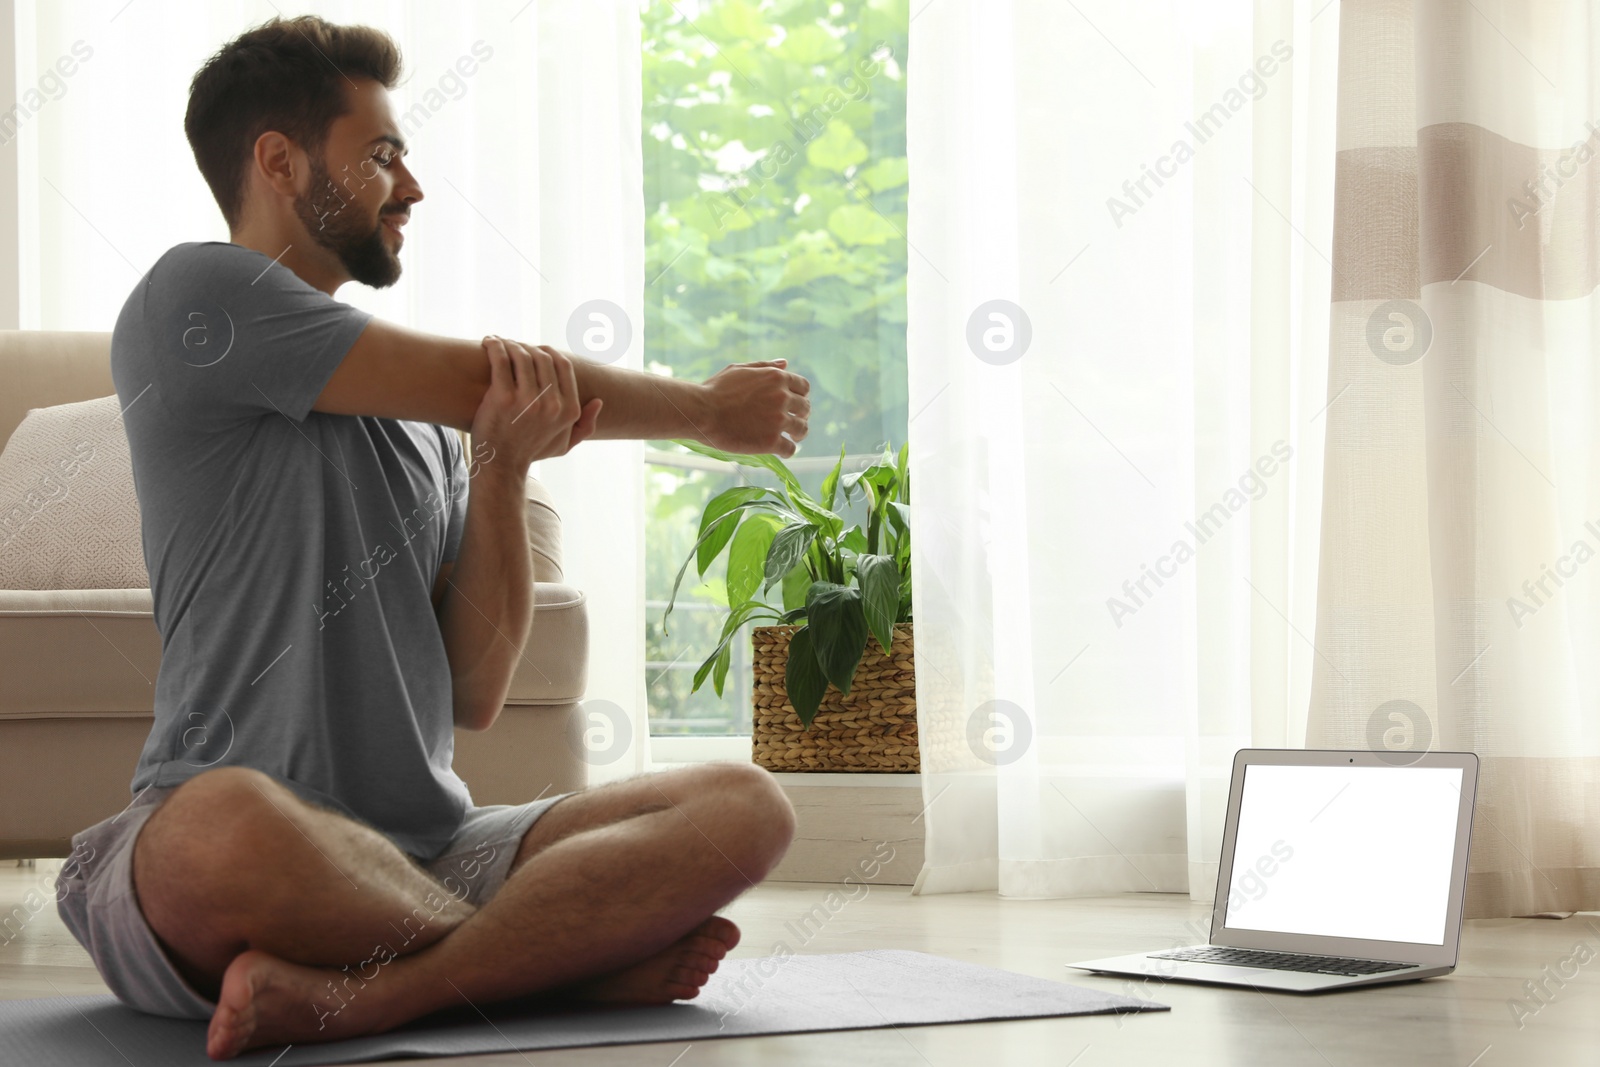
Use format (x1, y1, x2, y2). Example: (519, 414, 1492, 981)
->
(751, 622, 918, 772)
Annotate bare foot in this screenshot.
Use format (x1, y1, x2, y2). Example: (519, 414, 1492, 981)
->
(206, 949, 390, 1060)
(205, 916, 745, 1058)
(569, 915, 742, 1005)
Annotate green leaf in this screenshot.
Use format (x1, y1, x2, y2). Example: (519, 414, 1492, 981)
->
(775, 244, 850, 290)
(789, 494, 845, 541)
(684, 192, 755, 234)
(781, 563, 812, 613)
(692, 650, 717, 692)
(703, 255, 749, 283)
(764, 523, 817, 588)
(690, 598, 780, 693)
(805, 581, 869, 694)
(805, 120, 869, 173)
(676, 440, 806, 500)
(697, 486, 771, 575)
(827, 204, 900, 246)
(840, 527, 869, 553)
(726, 512, 783, 608)
(670, 440, 845, 552)
(664, 499, 777, 634)
(857, 462, 897, 492)
(886, 500, 910, 536)
(705, 0, 768, 42)
(711, 642, 732, 697)
(857, 554, 900, 657)
(840, 465, 872, 499)
(774, 23, 846, 64)
(819, 445, 845, 511)
(858, 156, 908, 192)
(785, 625, 829, 729)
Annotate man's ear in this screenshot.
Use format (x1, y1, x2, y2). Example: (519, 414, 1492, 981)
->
(252, 130, 302, 200)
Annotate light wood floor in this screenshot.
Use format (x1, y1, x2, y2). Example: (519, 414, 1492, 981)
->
(3, 858, 1597, 1066)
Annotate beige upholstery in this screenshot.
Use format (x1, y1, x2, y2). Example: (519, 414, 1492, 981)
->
(0, 394, 144, 589)
(0, 330, 590, 858)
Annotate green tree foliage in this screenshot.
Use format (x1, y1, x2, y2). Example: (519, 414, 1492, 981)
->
(642, 0, 909, 453)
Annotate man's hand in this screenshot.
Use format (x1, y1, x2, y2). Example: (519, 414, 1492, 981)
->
(488, 342, 811, 456)
(470, 336, 603, 475)
(697, 358, 812, 458)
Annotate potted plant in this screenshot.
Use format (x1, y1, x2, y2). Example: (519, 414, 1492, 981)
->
(661, 440, 916, 771)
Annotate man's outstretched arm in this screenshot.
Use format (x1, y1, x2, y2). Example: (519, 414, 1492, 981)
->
(315, 323, 811, 731)
(313, 318, 811, 455)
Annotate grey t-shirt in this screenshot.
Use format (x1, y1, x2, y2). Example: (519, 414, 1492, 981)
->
(111, 241, 473, 860)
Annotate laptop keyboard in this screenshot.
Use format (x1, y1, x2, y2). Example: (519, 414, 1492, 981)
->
(1149, 946, 1412, 977)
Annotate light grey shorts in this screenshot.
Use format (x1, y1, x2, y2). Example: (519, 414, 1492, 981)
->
(54, 780, 574, 1020)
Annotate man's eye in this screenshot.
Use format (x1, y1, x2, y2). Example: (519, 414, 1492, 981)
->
(374, 151, 395, 168)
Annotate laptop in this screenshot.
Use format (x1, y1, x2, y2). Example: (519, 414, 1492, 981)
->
(1068, 748, 1479, 992)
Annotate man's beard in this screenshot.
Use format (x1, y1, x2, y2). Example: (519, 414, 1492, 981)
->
(293, 156, 402, 289)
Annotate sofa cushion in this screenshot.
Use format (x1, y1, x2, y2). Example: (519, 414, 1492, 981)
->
(0, 584, 588, 719)
(0, 330, 117, 455)
(0, 394, 146, 590)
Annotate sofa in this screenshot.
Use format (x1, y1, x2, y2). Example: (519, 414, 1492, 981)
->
(0, 330, 590, 859)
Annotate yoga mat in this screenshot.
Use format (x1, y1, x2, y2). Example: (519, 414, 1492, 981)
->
(2, 949, 1167, 1065)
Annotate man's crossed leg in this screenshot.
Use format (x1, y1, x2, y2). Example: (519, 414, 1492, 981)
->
(130, 761, 797, 1059)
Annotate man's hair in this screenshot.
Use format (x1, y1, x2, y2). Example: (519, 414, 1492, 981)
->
(185, 15, 402, 229)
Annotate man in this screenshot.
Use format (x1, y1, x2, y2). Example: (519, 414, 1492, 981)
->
(53, 14, 805, 1060)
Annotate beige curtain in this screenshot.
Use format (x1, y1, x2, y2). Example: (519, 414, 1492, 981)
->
(1308, 0, 1600, 917)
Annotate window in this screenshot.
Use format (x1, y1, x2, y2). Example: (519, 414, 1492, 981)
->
(641, 0, 909, 740)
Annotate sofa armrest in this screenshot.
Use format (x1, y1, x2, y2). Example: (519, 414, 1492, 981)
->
(504, 583, 588, 705)
(524, 474, 564, 585)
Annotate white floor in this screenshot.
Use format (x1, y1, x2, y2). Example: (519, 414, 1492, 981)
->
(3, 859, 1597, 1065)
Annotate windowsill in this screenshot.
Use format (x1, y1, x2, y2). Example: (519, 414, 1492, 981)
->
(649, 735, 921, 782)
(766, 771, 922, 784)
(647, 734, 752, 765)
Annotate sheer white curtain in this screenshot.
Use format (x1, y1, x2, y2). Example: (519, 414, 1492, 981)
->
(907, 0, 1339, 899)
(15, 0, 651, 783)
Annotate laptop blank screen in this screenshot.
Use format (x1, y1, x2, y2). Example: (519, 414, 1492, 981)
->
(1222, 763, 1464, 946)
